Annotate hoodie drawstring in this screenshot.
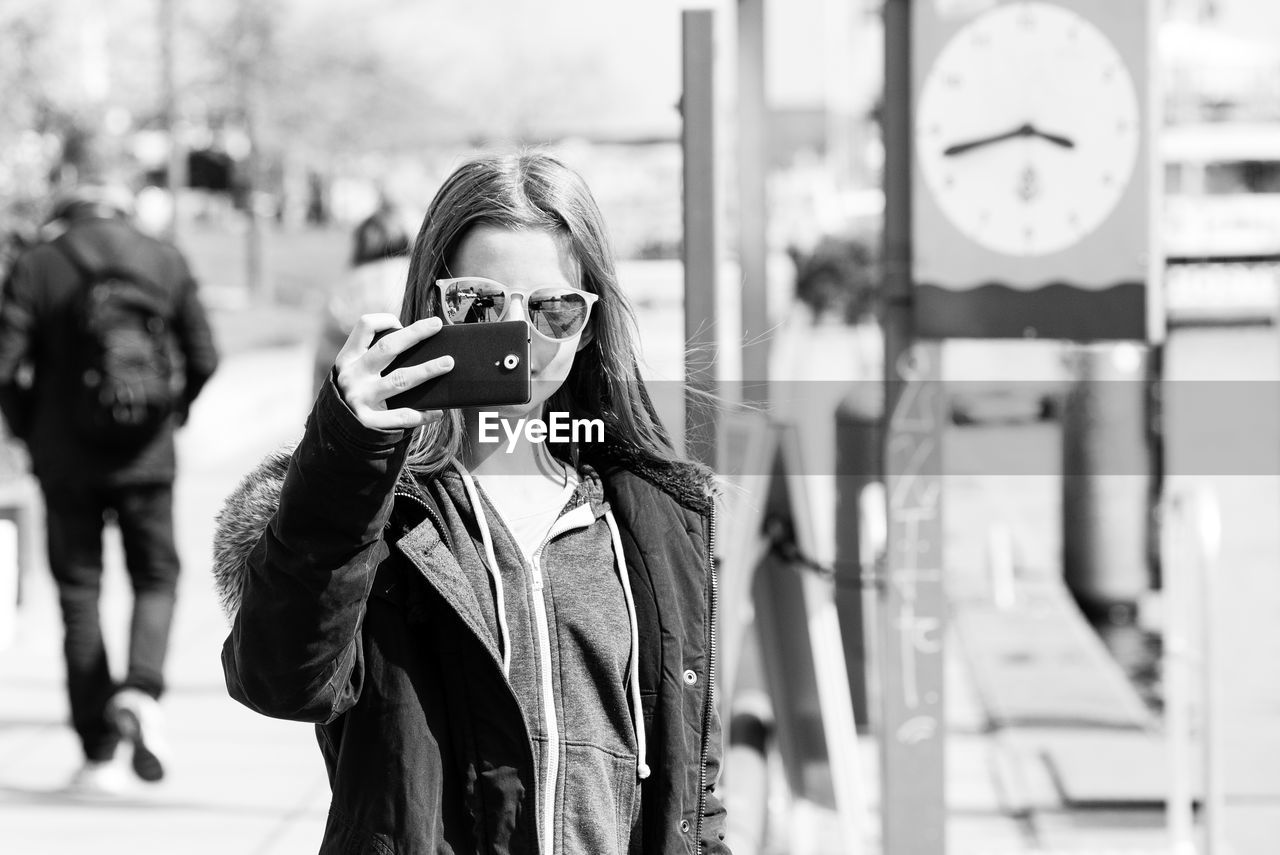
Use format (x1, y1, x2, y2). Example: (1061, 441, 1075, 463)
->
(452, 460, 513, 679)
(605, 508, 650, 780)
(452, 460, 650, 782)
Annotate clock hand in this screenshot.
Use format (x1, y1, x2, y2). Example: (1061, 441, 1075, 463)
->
(1029, 127, 1075, 149)
(942, 125, 1029, 157)
(942, 123, 1075, 157)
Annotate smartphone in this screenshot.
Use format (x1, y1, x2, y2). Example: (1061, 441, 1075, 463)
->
(373, 321, 530, 410)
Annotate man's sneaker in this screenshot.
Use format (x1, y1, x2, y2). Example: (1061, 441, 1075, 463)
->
(64, 759, 128, 797)
(108, 688, 169, 783)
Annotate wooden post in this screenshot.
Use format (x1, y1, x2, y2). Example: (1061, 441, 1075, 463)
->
(682, 9, 718, 467)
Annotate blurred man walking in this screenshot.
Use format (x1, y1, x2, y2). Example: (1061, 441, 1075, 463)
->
(0, 183, 219, 794)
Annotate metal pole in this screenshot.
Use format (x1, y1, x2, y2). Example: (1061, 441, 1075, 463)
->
(882, 0, 914, 398)
(737, 0, 769, 395)
(682, 9, 719, 467)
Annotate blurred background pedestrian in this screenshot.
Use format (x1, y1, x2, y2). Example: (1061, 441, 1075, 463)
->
(312, 187, 414, 397)
(0, 176, 219, 795)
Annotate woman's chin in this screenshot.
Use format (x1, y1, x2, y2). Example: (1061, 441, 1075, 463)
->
(479, 399, 545, 422)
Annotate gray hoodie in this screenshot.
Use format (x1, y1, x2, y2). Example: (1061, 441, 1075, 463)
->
(427, 463, 645, 855)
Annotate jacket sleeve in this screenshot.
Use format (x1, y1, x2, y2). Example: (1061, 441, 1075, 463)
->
(0, 255, 37, 441)
(221, 376, 409, 724)
(168, 255, 219, 418)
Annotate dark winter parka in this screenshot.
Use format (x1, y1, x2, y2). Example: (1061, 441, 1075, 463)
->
(213, 380, 730, 855)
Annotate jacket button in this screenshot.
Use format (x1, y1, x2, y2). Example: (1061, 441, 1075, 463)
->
(683, 669, 698, 686)
(680, 819, 691, 834)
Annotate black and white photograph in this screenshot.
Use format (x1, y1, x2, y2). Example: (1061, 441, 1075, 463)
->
(1, 1, 1278, 853)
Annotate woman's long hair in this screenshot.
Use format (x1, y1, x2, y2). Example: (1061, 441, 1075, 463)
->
(401, 151, 679, 477)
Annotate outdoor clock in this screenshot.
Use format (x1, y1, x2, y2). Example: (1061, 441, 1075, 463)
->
(906, 0, 1157, 341)
(915, 1, 1140, 257)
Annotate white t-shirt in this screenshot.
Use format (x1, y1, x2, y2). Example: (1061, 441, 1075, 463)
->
(476, 464, 580, 564)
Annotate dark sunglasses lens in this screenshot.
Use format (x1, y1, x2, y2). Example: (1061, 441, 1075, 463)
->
(444, 280, 506, 324)
(528, 291, 590, 339)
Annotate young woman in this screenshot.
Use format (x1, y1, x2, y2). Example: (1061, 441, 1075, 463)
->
(214, 153, 729, 855)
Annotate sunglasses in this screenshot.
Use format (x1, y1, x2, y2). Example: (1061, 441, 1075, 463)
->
(436, 277, 599, 342)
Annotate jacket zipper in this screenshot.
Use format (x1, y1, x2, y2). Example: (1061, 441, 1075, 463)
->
(523, 500, 595, 855)
(394, 487, 454, 554)
(529, 533, 560, 855)
(695, 502, 718, 855)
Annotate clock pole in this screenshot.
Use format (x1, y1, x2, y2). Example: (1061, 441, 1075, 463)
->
(880, 1, 948, 854)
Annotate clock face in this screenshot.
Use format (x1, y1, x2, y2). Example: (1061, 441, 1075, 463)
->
(915, 2, 1140, 257)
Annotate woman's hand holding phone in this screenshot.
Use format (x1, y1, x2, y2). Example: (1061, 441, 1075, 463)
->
(334, 313, 455, 431)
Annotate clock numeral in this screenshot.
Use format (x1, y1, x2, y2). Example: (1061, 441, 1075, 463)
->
(945, 74, 962, 88)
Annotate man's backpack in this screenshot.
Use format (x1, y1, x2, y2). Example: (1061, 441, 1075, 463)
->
(55, 239, 177, 449)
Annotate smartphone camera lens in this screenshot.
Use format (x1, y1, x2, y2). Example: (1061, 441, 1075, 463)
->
(501, 353, 521, 371)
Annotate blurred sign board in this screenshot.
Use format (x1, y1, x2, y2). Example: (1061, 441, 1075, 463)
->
(910, 0, 1158, 341)
(1165, 258, 1280, 326)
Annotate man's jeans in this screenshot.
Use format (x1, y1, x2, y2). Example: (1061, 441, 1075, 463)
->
(42, 481, 181, 762)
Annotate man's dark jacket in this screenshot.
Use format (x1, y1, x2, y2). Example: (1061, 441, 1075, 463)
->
(214, 381, 730, 855)
(0, 206, 219, 485)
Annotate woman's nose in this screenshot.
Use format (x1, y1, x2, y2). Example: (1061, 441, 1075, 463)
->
(503, 292, 530, 323)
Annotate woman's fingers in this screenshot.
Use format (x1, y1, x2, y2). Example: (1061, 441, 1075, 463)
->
(362, 316, 443, 373)
(335, 312, 402, 371)
(379, 355, 455, 399)
(334, 313, 455, 430)
(358, 405, 449, 432)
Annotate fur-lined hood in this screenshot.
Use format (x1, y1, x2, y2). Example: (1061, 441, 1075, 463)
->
(212, 445, 294, 623)
(211, 443, 716, 625)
